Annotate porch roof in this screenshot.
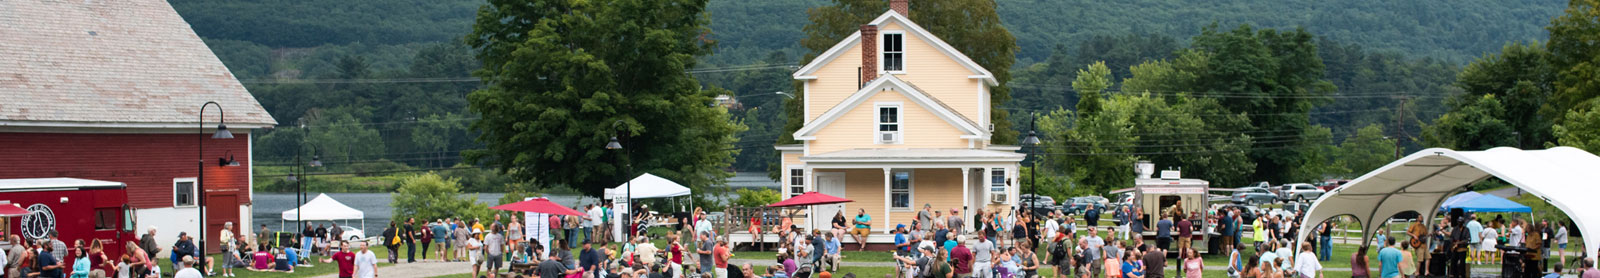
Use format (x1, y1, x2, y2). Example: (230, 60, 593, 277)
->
(800, 148, 1026, 163)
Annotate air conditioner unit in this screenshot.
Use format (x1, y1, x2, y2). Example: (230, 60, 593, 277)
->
(990, 193, 1008, 203)
(878, 131, 898, 143)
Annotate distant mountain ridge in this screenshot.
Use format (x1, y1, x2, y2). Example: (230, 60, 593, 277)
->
(173, 0, 1564, 67)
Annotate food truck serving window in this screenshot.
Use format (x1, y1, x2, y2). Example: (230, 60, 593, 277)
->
(94, 208, 116, 230)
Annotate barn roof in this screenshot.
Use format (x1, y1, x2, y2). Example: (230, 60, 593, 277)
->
(0, 0, 276, 130)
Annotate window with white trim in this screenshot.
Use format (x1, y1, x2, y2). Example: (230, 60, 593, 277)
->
(882, 33, 904, 72)
(174, 178, 197, 207)
(788, 169, 805, 198)
(877, 105, 900, 144)
(989, 168, 1007, 193)
(891, 170, 912, 210)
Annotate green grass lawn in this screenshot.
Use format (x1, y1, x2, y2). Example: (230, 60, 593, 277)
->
(162, 245, 397, 278)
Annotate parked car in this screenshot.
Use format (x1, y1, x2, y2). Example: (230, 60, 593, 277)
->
(1214, 204, 1261, 226)
(1277, 183, 1325, 202)
(1315, 179, 1350, 191)
(1019, 194, 1058, 217)
(1078, 196, 1110, 206)
(339, 226, 366, 241)
(1230, 187, 1277, 205)
(1064, 197, 1107, 215)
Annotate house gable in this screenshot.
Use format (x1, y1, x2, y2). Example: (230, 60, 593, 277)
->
(794, 75, 985, 142)
(792, 11, 995, 86)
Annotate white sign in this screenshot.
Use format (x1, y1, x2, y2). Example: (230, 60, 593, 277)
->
(1141, 187, 1206, 195)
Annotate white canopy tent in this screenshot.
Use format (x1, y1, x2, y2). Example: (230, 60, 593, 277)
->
(1294, 147, 1600, 260)
(604, 173, 691, 240)
(282, 193, 366, 232)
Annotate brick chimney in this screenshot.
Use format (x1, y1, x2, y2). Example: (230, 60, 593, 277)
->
(890, 0, 909, 17)
(860, 24, 878, 86)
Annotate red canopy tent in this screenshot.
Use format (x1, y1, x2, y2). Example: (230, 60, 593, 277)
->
(491, 197, 586, 216)
(767, 191, 852, 207)
(766, 191, 851, 231)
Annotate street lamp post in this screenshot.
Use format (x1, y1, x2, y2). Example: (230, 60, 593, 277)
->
(605, 123, 632, 237)
(1021, 118, 1041, 216)
(197, 101, 234, 272)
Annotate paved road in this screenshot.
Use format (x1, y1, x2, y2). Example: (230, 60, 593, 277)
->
(305, 260, 473, 278)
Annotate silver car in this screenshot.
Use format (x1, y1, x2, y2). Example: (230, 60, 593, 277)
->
(1230, 188, 1276, 205)
(1277, 183, 1325, 202)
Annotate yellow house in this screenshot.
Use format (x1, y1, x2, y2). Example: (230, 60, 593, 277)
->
(775, 0, 1023, 242)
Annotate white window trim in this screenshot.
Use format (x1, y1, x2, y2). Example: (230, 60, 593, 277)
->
(890, 169, 915, 211)
(173, 177, 198, 208)
(879, 31, 907, 74)
(874, 102, 903, 145)
(787, 168, 806, 198)
(989, 168, 1007, 192)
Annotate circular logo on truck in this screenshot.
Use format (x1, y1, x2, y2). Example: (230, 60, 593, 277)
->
(20, 204, 55, 240)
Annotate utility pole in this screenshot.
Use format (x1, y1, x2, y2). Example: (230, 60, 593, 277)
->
(1393, 96, 1408, 159)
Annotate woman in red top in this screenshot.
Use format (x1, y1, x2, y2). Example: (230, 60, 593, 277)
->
(87, 240, 109, 277)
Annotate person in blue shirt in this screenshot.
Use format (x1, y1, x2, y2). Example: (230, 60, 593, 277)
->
(824, 233, 842, 272)
(893, 224, 911, 253)
(1122, 250, 1144, 278)
(1378, 237, 1403, 278)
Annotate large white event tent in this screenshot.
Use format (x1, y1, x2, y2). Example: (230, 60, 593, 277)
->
(605, 173, 691, 239)
(1295, 147, 1600, 260)
(282, 193, 366, 232)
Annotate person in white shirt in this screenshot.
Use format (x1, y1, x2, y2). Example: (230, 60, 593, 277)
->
(1043, 213, 1060, 239)
(174, 256, 204, 278)
(1293, 242, 1322, 278)
(588, 205, 605, 242)
(467, 229, 485, 278)
(356, 242, 379, 278)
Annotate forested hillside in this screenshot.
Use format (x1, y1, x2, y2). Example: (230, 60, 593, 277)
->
(171, 0, 1570, 190)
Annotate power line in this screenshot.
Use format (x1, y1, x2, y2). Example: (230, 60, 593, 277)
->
(237, 64, 800, 84)
(253, 166, 488, 178)
(1007, 83, 1452, 99)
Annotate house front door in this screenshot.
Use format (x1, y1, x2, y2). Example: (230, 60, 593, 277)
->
(814, 172, 846, 230)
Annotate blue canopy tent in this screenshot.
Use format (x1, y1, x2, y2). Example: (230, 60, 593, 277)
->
(1438, 192, 1532, 213)
(1437, 192, 1483, 210)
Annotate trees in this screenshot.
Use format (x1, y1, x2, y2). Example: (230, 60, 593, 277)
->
(1553, 98, 1600, 152)
(1336, 124, 1397, 177)
(791, 0, 1020, 144)
(465, 0, 743, 197)
(1545, 0, 1600, 119)
(1188, 24, 1335, 184)
(391, 173, 491, 223)
(1422, 95, 1519, 150)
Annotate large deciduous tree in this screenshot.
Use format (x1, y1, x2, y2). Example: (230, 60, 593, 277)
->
(1188, 24, 1334, 183)
(1546, 0, 1600, 119)
(787, 0, 1020, 144)
(464, 0, 744, 196)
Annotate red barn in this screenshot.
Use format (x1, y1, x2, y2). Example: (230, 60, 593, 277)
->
(0, 0, 276, 255)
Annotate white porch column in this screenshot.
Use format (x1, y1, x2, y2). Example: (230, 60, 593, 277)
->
(961, 167, 969, 233)
(883, 167, 892, 233)
(1010, 166, 1021, 206)
(805, 168, 814, 231)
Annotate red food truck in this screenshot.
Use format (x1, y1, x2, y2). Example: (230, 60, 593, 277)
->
(0, 178, 139, 260)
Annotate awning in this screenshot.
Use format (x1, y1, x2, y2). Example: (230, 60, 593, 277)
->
(800, 148, 1026, 163)
(0, 204, 28, 217)
(1295, 147, 1600, 261)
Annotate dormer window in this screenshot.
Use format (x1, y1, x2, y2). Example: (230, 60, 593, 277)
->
(882, 33, 904, 72)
